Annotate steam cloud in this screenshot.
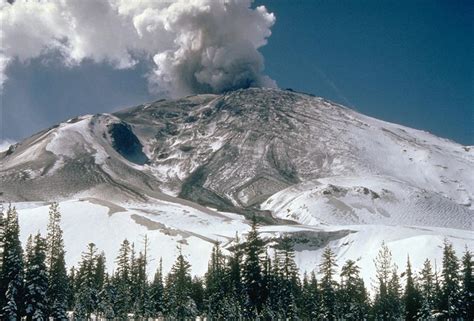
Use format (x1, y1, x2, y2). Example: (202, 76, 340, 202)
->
(0, 0, 276, 96)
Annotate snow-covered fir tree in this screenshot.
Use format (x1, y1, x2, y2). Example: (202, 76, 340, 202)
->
(417, 258, 438, 319)
(373, 241, 403, 320)
(242, 216, 265, 318)
(113, 239, 132, 318)
(149, 258, 164, 317)
(403, 256, 421, 321)
(441, 239, 462, 319)
(339, 259, 368, 320)
(318, 246, 338, 321)
(45, 202, 69, 320)
(301, 271, 320, 319)
(24, 233, 48, 321)
(0, 205, 24, 320)
(460, 247, 473, 320)
(165, 250, 197, 319)
(204, 241, 227, 319)
(74, 243, 101, 319)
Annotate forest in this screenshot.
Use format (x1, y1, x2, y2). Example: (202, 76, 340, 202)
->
(0, 203, 472, 320)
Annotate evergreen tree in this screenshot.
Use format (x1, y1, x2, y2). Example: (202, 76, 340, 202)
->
(433, 261, 444, 317)
(149, 258, 165, 317)
(373, 241, 402, 320)
(74, 243, 101, 319)
(129, 244, 149, 317)
(67, 267, 76, 311)
(205, 242, 227, 319)
(263, 251, 283, 319)
(94, 252, 106, 291)
(440, 239, 461, 319)
(24, 233, 48, 321)
(98, 275, 116, 320)
(45, 202, 69, 320)
(242, 216, 265, 317)
(417, 259, 438, 319)
(138, 235, 154, 319)
(403, 256, 421, 321)
(191, 276, 205, 315)
(165, 251, 197, 320)
(225, 232, 245, 316)
(113, 239, 132, 318)
(387, 266, 403, 319)
(277, 237, 300, 319)
(339, 259, 368, 320)
(460, 246, 473, 320)
(1, 205, 24, 320)
(318, 246, 338, 321)
(300, 271, 319, 319)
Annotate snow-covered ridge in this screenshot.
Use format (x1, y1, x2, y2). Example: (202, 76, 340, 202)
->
(261, 175, 472, 229)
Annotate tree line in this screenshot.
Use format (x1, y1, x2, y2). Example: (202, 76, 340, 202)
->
(0, 203, 472, 320)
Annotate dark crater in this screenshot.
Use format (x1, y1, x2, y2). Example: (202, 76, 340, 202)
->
(108, 122, 148, 165)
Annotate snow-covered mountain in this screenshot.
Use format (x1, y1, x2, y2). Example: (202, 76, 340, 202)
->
(1, 88, 473, 281)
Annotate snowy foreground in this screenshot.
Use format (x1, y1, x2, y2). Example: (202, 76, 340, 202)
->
(15, 199, 473, 287)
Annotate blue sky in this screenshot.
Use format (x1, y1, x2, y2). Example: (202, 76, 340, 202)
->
(1, 0, 472, 145)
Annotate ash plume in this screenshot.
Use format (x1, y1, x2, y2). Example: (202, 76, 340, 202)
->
(0, 0, 276, 96)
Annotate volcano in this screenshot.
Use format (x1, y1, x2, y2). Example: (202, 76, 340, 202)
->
(1, 88, 472, 279)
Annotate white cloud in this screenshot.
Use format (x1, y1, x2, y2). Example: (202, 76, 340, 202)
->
(0, 0, 276, 96)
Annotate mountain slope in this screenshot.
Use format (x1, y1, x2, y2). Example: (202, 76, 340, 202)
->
(1, 88, 473, 281)
(2, 88, 472, 226)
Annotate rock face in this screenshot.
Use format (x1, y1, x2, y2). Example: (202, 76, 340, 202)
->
(1, 88, 473, 228)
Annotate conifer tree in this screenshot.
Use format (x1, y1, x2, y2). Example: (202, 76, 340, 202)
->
(191, 276, 204, 314)
(130, 250, 149, 318)
(74, 243, 101, 319)
(242, 216, 265, 317)
(387, 266, 403, 319)
(403, 256, 420, 321)
(319, 246, 338, 321)
(205, 242, 227, 319)
(138, 235, 154, 319)
(433, 261, 444, 316)
(98, 275, 116, 320)
(460, 246, 473, 320)
(417, 259, 438, 319)
(94, 253, 106, 289)
(263, 251, 283, 319)
(226, 232, 245, 315)
(129, 243, 139, 314)
(278, 237, 300, 319)
(339, 259, 368, 320)
(300, 271, 320, 319)
(165, 251, 197, 319)
(113, 239, 132, 318)
(149, 258, 164, 317)
(1, 205, 24, 320)
(24, 233, 48, 321)
(373, 241, 402, 320)
(440, 239, 461, 319)
(45, 202, 69, 320)
(67, 267, 76, 311)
